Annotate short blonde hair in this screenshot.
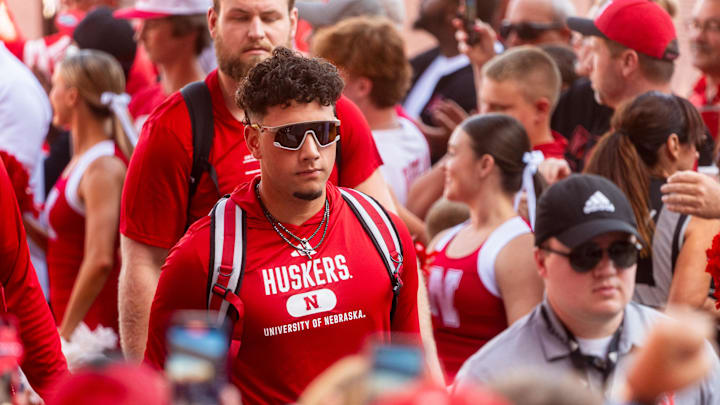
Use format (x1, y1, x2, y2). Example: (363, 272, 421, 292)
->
(482, 46, 562, 108)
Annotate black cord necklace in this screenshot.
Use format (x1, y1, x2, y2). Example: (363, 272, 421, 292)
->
(255, 182, 329, 259)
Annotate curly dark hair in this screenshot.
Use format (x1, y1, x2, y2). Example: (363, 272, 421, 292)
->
(236, 47, 344, 122)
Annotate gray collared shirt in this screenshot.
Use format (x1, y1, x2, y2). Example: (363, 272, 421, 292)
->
(454, 299, 720, 404)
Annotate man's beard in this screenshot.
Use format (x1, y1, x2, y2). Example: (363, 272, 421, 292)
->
(214, 34, 292, 82)
(691, 41, 720, 73)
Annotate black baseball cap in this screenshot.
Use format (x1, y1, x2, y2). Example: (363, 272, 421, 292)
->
(73, 6, 137, 80)
(534, 174, 642, 248)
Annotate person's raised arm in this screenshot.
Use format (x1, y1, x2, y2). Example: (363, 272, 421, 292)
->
(59, 156, 125, 340)
(452, 17, 497, 109)
(119, 237, 169, 362)
(668, 216, 720, 308)
(407, 157, 447, 220)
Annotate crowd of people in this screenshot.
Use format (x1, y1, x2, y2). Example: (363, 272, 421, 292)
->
(1, 0, 720, 403)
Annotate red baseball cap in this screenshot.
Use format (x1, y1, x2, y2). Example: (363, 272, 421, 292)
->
(114, 0, 211, 19)
(567, 0, 678, 61)
(47, 363, 171, 405)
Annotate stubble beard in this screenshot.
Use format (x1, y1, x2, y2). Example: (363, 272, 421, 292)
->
(293, 189, 323, 201)
(214, 33, 293, 82)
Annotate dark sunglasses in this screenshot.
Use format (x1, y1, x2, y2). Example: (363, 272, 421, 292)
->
(250, 120, 341, 151)
(499, 21, 564, 41)
(541, 240, 641, 273)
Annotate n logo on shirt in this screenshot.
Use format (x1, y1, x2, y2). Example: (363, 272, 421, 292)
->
(428, 266, 463, 328)
(304, 294, 319, 311)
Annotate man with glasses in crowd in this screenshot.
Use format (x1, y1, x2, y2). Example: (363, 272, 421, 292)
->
(500, 0, 574, 47)
(454, 174, 720, 403)
(689, 0, 720, 146)
(144, 48, 420, 405)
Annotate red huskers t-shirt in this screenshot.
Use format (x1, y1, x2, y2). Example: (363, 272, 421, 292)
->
(0, 161, 67, 399)
(145, 180, 420, 405)
(120, 69, 383, 249)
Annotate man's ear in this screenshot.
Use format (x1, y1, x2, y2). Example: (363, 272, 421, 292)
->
(349, 76, 372, 99)
(534, 97, 552, 124)
(535, 247, 548, 278)
(245, 125, 262, 159)
(208, 5, 218, 40)
(620, 49, 639, 78)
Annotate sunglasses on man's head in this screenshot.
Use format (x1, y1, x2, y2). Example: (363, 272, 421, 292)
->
(541, 240, 641, 273)
(499, 21, 564, 41)
(250, 120, 341, 151)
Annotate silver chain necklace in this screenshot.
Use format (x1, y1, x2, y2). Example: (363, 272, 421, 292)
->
(255, 182, 329, 259)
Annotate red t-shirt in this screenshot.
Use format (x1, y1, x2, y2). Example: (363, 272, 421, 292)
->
(144, 179, 420, 404)
(533, 130, 568, 160)
(0, 161, 67, 399)
(120, 69, 383, 249)
(127, 82, 165, 128)
(690, 76, 720, 141)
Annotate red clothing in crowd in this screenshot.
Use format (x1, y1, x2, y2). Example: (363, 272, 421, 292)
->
(690, 76, 720, 141)
(533, 130, 568, 160)
(0, 160, 67, 399)
(121, 69, 383, 249)
(45, 141, 126, 333)
(145, 179, 420, 404)
(427, 217, 531, 381)
(127, 82, 165, 128)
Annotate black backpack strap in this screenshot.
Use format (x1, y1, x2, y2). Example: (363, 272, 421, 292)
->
(181, 81, 219, 227)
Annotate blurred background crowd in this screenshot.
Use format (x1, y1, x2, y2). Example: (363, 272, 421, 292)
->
(1, 0, 720, 403)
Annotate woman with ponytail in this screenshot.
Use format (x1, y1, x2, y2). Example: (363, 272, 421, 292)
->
(426, 114, 545, 382)
(44, 49, 133, 341)
(585, 91, 719, 310)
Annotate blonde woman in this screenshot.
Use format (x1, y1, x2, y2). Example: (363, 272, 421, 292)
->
(44, 49, 133, 341)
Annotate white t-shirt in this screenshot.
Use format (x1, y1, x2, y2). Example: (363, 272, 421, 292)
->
(372, 117, 431, 206)
(577, 335, 614, 358)
(0, 42, 51, 175)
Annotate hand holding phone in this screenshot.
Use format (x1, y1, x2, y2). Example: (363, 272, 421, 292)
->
(462, 0, 480, 46)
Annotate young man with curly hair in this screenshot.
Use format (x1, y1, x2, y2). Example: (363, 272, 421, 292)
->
(144, 48, 420, 405)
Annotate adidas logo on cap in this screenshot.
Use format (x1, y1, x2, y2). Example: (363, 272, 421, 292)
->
(583, 191, 615, 214)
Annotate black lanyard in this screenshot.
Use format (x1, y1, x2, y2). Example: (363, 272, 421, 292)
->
(540, 305, 623, 390)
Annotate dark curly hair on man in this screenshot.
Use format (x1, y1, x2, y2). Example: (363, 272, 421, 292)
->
(236, 47, 344, 122)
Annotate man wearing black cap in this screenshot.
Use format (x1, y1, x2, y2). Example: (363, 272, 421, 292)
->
(454, 174, 720, 403)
